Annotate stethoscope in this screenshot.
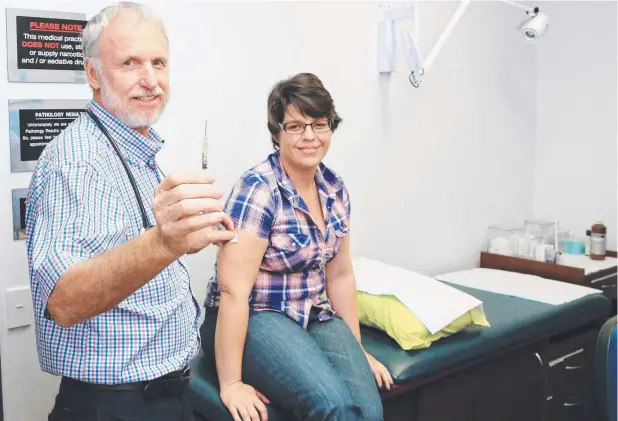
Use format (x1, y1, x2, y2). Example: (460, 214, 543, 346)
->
(86, 109, 153, 231)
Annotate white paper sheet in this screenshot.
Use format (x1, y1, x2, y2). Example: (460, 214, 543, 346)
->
(557, 254, 617, 275)
(352, 257, 484, 334)
(434, 268, 602, 306)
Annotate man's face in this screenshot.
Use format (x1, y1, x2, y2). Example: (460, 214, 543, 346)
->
(86, 11, 169, 130)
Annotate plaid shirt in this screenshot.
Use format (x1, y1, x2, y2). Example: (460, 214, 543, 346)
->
(204, 152, 351, 328)
(25, 100, 201, 384)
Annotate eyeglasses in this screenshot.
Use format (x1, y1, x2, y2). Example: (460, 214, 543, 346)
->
(279, 120, 333, 134)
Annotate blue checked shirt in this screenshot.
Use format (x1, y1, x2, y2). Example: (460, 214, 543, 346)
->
(204, 152, 351, 329)
(25, 100, 201, 384)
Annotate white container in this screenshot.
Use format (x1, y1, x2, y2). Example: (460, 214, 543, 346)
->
(487, 225, 524, 257)
(524, 220, 556, 246)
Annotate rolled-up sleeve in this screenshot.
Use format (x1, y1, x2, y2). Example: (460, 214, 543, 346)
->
(28, 163, 127, 305)
(341, 184, 351, 225)
(225, 175, 277, 240)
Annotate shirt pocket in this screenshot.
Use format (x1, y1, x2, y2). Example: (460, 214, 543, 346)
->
(265, 232, 314, 272)
(330, 221, 349, 255)
(329, 202, 349, 239)
(271, 232, 311, 250)
(334, 222, 349, 238)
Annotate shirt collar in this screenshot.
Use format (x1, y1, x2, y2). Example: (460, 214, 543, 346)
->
(87, 100, 164, 165)
(268, 151, 345, 203)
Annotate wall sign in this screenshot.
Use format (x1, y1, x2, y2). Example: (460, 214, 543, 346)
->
(9, 99, 90, 172)
(6, 8, 88, 83)
(12, 188, 28, 241)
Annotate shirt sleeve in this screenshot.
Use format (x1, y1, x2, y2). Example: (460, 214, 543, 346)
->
(341, 184, 351, 225)
(224, 175, 277, 240)
(28, 163, 128, 306)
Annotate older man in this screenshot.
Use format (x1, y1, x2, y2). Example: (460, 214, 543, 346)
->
(25, 2, 233, 420)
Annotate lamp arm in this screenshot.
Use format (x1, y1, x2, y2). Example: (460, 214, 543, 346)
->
(500, 0, 538, 15)
(425, 0, 539, 73)
(424, 0, 471, 72)
(376, 0, 543, 85)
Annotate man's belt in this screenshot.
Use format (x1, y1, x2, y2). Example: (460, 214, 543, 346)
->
(61, 366, 191, 400)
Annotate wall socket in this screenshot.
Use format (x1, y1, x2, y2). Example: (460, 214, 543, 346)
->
(5, 286, 33, 330)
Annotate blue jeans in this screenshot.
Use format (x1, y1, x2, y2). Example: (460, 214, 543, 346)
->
(200, 309, 383, 421)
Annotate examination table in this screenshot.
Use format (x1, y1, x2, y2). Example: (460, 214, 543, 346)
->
(188, 283, 612, 421)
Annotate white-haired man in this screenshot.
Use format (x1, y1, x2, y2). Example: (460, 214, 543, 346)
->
(25, 3, 233, 420)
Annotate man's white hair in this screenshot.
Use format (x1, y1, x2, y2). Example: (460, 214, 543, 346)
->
(82, 1, 168, 62)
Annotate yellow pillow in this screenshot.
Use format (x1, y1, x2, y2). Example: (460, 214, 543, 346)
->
(357, 291, 490, 351)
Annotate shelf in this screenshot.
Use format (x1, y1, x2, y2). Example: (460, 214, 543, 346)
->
(479, 251, 617, 286)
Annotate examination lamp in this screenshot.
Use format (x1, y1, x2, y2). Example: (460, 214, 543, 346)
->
(377, 0, 550, 87)
(502, 0, 550, 42)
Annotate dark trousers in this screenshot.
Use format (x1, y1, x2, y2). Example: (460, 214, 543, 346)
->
(48, 376, 194, 421)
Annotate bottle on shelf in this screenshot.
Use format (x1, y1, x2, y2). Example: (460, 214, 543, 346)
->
(590, 221, 607, 261)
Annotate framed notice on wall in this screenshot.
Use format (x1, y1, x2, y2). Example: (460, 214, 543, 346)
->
(5, 8, 88, 83)
(12, 188, 28, 241)
(8, 99, 90, 172)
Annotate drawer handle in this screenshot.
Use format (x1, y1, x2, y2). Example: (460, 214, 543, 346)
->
(535, 352, 544, 367)
(565, 364, 582, 370)
(564, 401, 581, 407)
(549, 348, 584, 367)
(600, 284, 616, 289)
(591, 273, 617, 284)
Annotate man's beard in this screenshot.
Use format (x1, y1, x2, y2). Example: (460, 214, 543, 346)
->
(99, 76, 168, 130)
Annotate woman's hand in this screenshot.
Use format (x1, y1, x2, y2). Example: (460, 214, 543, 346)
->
(364, 350, 394, 390)
(220, 381, 270, 421)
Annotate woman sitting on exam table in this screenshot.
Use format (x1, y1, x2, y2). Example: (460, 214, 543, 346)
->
(200, 73, 392, 421)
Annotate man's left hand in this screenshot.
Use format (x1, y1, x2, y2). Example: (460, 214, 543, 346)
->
(364, 350, 394, 390)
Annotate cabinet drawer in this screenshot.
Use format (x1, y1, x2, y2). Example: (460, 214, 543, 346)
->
(588, 271, 617, 301)
(546, 347, 591, 396)
(547, 376, 594, 421)
(543, 327, 597, 362)
(542, 326, 597, 405)
(546, 394, 594, 421)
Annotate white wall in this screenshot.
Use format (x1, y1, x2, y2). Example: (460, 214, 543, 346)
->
(366, 1, 538, 274)
(0, 1, 612, 420)
(534, 1, 617, 251)
(0, 1, 97, 420)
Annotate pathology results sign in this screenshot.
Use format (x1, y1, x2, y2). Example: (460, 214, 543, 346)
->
(16, 16, 86, 71)
(18, 108, 83, 161)
(8, 99, 90, 172)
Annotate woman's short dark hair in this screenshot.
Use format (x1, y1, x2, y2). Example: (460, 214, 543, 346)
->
(267, 73, 342, 150)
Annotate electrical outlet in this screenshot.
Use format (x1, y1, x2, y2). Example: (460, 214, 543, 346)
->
(5, 286, 33, 329)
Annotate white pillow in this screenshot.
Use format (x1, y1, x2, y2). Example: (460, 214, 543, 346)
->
(352, 257, 483, 334)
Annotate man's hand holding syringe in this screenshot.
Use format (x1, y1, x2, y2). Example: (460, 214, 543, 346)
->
(152, 170, 235, 256)
(149, 119, 237, 258)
